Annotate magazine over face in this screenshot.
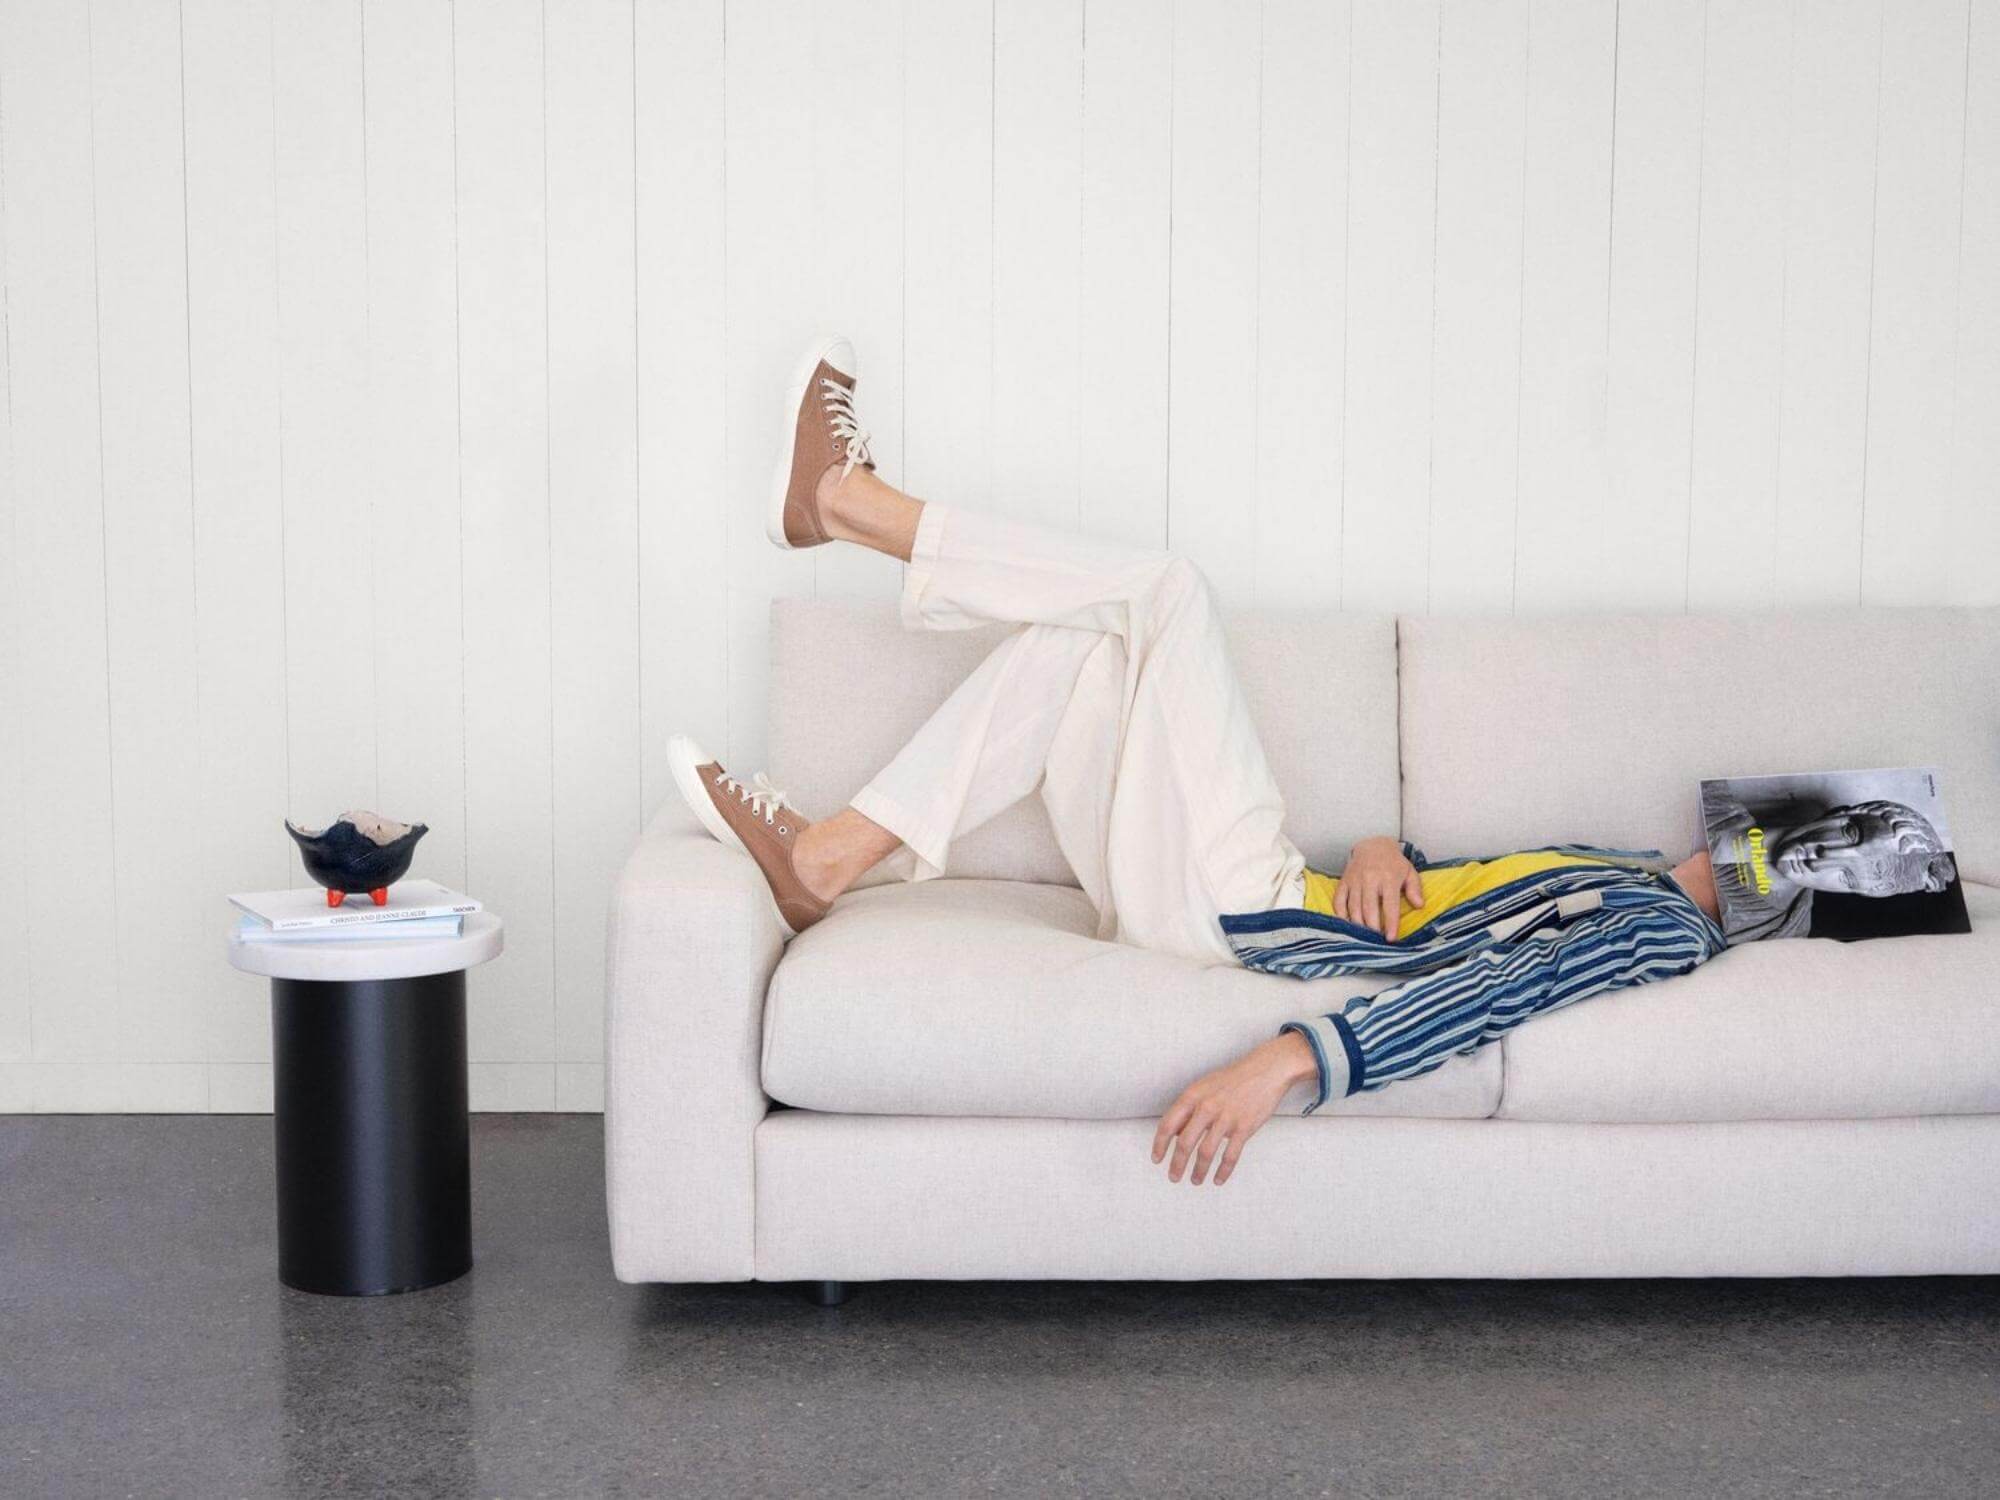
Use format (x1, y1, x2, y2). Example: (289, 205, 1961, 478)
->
(1698, 767, 1972, 944)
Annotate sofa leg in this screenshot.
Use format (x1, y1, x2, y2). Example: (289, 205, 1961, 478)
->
(805, 1280, 849, 1307)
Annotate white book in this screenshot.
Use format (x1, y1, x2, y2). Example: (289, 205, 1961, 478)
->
(234, 913, 465, 944)
(228, 878, 482, 932)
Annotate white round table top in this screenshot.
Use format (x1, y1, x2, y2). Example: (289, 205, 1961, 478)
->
(226, 911, 505, 983)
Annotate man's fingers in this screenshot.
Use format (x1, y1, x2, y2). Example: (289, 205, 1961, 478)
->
(1214, 1134, 1248, 1186)
(1153, 1096, 1195, 1162)
(1359, 886, 1375, 935)
(1404, 868, 1424, 908)
(1213, 1110, 1270, 1185)
(1376, 887, 1396, 941)
(1191, 1120, 1231, 1185)
(1169, 1110, 1215, 1182)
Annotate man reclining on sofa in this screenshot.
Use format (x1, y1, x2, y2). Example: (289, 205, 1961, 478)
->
(666, 336, 1731, 1192)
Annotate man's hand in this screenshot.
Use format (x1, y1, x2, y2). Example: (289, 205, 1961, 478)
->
(1152, 1032, 1318, 1187)
(1337, 835, 1423, 941)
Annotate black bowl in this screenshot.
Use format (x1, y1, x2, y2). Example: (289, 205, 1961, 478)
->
(285, 815, 429, 896)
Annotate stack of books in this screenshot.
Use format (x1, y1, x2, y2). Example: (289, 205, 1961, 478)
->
(229, 879, 482, 945)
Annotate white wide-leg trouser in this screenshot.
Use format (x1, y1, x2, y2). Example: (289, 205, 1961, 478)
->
(849, 505, 1307, 966)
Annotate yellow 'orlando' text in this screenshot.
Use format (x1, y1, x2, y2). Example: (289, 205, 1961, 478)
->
(1746, 826, 1772, 894)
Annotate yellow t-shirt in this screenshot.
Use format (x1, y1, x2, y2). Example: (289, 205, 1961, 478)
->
(1303, 851, 1613, 941)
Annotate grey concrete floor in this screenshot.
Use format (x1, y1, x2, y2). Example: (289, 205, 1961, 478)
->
(3, 1116, 1997, 1500)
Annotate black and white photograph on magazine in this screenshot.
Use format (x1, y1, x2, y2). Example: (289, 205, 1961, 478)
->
(1699, 767, 1973, 944)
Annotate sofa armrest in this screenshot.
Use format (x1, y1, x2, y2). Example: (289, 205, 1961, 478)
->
(605, 796, 786, 1281)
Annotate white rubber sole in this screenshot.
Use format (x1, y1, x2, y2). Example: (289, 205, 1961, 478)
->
(666, 734, 797, 936)
(766, 334, 853, 550)
(667, 735, 749, 857)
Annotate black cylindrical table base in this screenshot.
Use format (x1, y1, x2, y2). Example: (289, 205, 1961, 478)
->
(271, 970, 471, 1296)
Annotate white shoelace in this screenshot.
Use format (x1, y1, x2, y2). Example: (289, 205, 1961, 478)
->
(713, 768, 796, 828)
(820, 377, 874, 479)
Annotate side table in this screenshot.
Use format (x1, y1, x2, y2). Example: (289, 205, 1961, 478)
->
(226, 913, 504, 1296)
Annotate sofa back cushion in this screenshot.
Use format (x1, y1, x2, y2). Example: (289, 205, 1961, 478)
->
(769, 600, 1402, 885)
(1399, 607, 2000, 885)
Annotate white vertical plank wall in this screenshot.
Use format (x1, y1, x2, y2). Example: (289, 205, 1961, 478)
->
(365, 1, 468, 934)
(1862, 0, 1970, 605)
(808, 0, 906, 603)
(635, 0, 727, 813)
(1684, 0, 1792, 611)
(272, 0, 377, 833)
(1339, 0, 1439, 614)
(454, 0, 558, 1110)
(1600, 0, 1704, 612)
(1513, 0, 1619, 613)
(0, 33, 21, 1109)
(902, 0, 995, 531)
(92, 0, 204, 1112)
(363, 0, 469, 1098)
(545, 0, 639, 1112)
(1429, 0, 1527, 617)
(1167, 0, 1262, 602)
(1772, 0, 1881, 605)
(1078, 0, 1172, 549)
(722, 0, 819, 772)
(182, 0, 290, 1111)
(1, 0, 121, 1109)
(1959, 0, 2000, 600)
(1255, 0, 1349, 608)
(1, 0, 1995, 1111)
(994, 0, 1085, 536)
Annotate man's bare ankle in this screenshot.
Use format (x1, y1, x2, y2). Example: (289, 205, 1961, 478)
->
(813, 461, 845, 518)
(813, 465, 869, 549)
(791, 823, 850, 904)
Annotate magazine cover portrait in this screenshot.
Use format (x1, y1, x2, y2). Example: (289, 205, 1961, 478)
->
(1698, 767, 1972, 944)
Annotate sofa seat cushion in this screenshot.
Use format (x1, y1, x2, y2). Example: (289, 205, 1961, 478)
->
(761, 879, 1500, 1120)
(1498, 881, 2000, 1123)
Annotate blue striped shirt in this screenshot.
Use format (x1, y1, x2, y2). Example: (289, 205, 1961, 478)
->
(1221, 843, 1727, 1112)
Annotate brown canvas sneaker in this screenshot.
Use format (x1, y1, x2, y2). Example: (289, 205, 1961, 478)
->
(767, 334, 874, 549)
(668, 735, 831, 936)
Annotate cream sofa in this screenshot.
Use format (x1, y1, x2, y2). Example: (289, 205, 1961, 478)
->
(606, 600, 2000, 1288)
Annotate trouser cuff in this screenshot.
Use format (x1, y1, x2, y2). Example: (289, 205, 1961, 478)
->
(849, 784, 949, 882)
(898, 502, 948, 631)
